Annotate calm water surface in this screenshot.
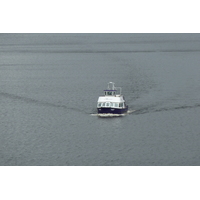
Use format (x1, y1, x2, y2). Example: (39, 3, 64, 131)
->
(0, 33, 200, 165)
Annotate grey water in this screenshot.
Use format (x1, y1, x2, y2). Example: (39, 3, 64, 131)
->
(0, 33, 200, 166)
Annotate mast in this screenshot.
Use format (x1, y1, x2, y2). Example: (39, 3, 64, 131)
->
(108, 82, 121, 95)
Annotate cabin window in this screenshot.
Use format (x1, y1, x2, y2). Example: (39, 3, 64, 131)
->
(105, 91, 114, 96)
(113, 103, 119, 107)
(119, 103, 123, 108)
(98, 102, 122, 108)
(106, 102, 110, 107)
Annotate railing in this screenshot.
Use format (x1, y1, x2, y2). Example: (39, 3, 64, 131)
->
(107, 82, 122, 95)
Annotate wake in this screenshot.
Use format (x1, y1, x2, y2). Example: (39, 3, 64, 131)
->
(91, 110, 135, 117)
(0, 91, 84, 114)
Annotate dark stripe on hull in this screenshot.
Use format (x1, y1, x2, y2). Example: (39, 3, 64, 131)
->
(97, 106, 128, 114)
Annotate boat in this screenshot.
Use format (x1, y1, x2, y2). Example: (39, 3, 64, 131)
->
(97, 82, 128, 115)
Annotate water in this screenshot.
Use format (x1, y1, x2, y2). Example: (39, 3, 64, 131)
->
(1, 33, 200, 165)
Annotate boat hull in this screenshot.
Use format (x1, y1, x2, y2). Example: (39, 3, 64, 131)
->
(97, 106, 128, 114)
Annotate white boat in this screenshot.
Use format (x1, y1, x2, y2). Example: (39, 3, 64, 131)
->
(97, 82, 128, 115)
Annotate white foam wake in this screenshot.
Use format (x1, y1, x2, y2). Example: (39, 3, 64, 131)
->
(127, 110, 135, 114)
(91, 110, 135, 117)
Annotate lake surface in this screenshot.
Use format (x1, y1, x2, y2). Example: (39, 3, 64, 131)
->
(0, 33, 200, 165)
